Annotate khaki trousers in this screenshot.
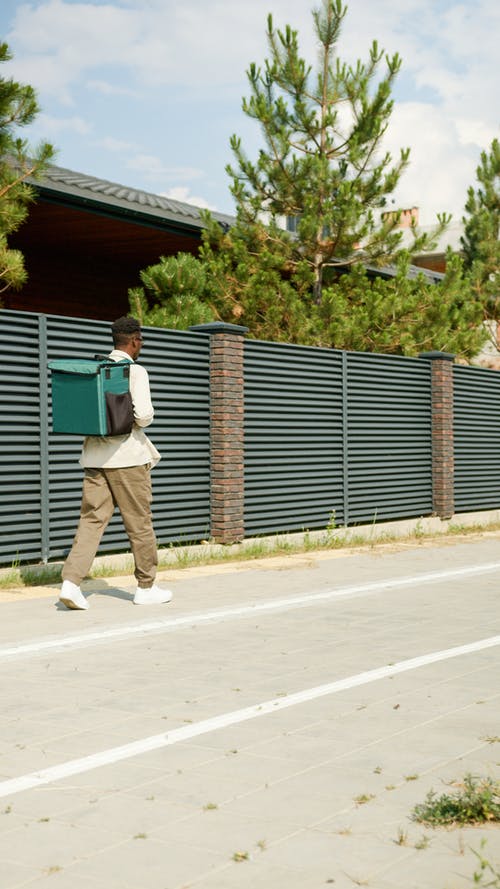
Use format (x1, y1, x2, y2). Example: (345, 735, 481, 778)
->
(62, 464, 158, 588)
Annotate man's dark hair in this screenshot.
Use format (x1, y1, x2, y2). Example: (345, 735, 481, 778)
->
(111, 316, 141, 347)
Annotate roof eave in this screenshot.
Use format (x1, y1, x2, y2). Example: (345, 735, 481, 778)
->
(33, 182, 205, 237)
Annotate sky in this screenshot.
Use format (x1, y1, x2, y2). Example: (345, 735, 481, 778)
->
(1, 0, 499, 227)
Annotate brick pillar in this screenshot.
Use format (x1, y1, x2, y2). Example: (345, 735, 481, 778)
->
(420, 351, 455, 520)
(190, 322, 248, 543)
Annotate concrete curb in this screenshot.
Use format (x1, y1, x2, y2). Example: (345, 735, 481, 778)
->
(1, 509, 500, 601)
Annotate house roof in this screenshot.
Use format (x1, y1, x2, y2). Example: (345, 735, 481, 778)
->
(400, 221, 464, 257)
(28, 162, 443, 283)
(29, 162, 235, 235)
(364, 263, 443, 284)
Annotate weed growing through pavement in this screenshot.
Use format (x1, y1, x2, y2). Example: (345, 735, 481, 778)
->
(414, 519, 425, 538)
(412, 774, 500, 827)
(90, 561, 132, 578)
(324, 510, 337, 544)
(394, 827, 409, 846)
(471, 839, 500, 887)
(232, 851, 249, 862)
(0, 558, 21, 588)
(6, 517, 500, 589)
(0, 562, 61, 588)
(345, 874, 370, 886)
(354, 793, 375, 806)
(22, 566, 61, 585)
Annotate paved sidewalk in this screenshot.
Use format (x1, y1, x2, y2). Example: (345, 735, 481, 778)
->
(0, 536, 499, 888)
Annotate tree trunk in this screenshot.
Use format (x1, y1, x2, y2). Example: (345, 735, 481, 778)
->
(313, 256, 323, 305)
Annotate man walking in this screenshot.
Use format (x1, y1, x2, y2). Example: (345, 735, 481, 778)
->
(59, 316, 172, 610)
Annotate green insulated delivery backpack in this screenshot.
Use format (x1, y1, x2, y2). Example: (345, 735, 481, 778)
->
(48, 357, 134, 436)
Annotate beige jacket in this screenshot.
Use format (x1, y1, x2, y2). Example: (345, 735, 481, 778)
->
(80, 349, 161, 469)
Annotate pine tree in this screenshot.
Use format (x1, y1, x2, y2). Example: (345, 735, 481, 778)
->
(221, 0, 448, 304)
(138, 1, 486, 359)
(128, 252, 215, 330)
(461, 138, 500, 320)
(316, 251, 487, 358)
(199, 211, 316, 341)
(0, 42, 54, 297)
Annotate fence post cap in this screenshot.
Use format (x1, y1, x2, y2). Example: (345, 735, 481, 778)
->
(419, 351, 455, 362)
(189, 322, 249, 335)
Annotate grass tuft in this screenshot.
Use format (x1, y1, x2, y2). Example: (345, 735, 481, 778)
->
(412, 774, 500, 827)
(5, 517, 500, 589)
(471, 839, 500, 887)
(354, 793, 375, 806)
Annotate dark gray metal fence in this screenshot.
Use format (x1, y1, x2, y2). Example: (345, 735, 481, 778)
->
(3, 311, 42, 563)
(244, 342, 344, 533)
(346, 352, 433, 523)
(453, 364, 500, 511)
(3, 308, 500, 566)
(244, 341, 434, 534)
(1, 310, 211, 564)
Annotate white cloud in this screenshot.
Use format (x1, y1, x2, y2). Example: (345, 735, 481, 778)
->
(1, 0, 498, 224)
(126, 154, 204, 182)
(161, 186, 215, 210)
(32, 113, 92, 137)
(86, 80, 140, 98)
(6, 1, 498, 129)
(382, 102, 485, 225)
(5, 0, 498, 108)
(3, 0, 323, 96)
(4, 0, 144, 101)
(96, 136, 139, 153)
(8, 0, 141, 59)
(8, 53, 75, 105)
(455, 119, 499, 151)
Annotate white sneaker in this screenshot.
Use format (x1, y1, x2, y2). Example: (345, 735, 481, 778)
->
(59, 580, 89, 610)
(133, 584, 173, 606)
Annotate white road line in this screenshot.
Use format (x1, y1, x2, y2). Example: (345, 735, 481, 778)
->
(1, 559, 500, 661)
(0, 633, 498, 799)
